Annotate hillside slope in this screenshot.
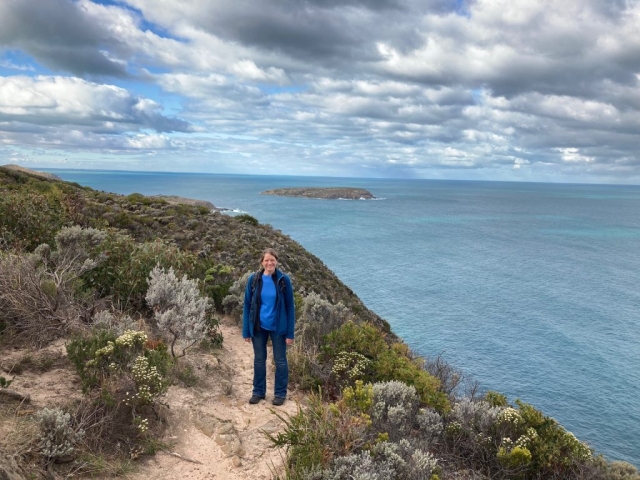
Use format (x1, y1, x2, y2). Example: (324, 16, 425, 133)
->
(1, 167, 637, 480)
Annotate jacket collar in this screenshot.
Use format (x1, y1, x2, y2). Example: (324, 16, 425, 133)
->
(259, 268, 283, 280)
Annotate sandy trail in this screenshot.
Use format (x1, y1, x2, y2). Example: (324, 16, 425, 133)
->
(128, 321, 303, 480)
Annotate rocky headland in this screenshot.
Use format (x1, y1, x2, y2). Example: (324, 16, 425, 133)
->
(2, 164, 61, 181)
(261, 187, 375, 200)
(154, 194, 217, 210)
(0, 166, 635, 480)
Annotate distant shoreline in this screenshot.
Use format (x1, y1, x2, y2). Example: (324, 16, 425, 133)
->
(262, 187, 376, 200)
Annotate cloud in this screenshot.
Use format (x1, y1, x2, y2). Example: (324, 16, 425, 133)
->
(0, 75, 192, 156)
(0, 0, 131, 76)
(2, 0, 640, 182)
(0, 76, 190, 132)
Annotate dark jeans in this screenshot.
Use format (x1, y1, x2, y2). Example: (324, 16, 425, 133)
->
(251, 329, 289, 398)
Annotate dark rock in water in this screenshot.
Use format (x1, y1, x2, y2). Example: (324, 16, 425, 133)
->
(261, 187, 375, 200)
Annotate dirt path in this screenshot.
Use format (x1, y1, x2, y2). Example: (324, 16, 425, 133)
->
(128, 321, 304, 480)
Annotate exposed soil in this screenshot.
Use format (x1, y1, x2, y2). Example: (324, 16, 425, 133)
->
(0, 321, 304, 479)
(128, 320, 303, 479)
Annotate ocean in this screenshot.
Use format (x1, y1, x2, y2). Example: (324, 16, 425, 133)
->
(46, 169, 640, 465)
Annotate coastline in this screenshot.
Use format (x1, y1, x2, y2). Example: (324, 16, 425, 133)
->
(22, 166, 637, 460)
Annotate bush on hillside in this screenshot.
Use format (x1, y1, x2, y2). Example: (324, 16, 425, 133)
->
(204, 263, 235, 310)
(320, 321, 449, 412)
(81, 233, 205, 311)
(271, 381, 442, 480)
(297, 293, 351, 349)
(268, 387, 374, 478)
(0, 189, 68, 251)
(35, 407, 85, 462)
(65, 327, 171, 467)
(222, 271, 252, 321)
(371, 381, 420, 441)
(145, 266, 212, 357)
(0, 226, 107, 343)
(235, 213, 259, 225)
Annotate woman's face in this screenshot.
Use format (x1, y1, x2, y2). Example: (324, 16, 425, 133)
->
(262, 253, 277, 274)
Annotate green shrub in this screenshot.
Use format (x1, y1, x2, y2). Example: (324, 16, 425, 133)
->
(126, 193, 145, 204)
(485, 390, 509, 407)
(321, 321, 388, 362)
(82, 234, 203, 311)
(510, 400, 590, 477)
(268, 391, 373, 478)
(235, 214, 259, 225)
(0, 189, 69, 250)
(201, 314, 224, 349)
(66, 329, 170, 399)
(497, 444, 532, 469)
(204, 264, 234, 311)
(373, 344, 449, 412)
(320, 322, 449, 412)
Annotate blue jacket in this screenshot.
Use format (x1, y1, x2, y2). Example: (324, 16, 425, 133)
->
(243, 269, 295, 339)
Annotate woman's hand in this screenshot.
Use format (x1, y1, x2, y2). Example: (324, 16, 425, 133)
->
(286, 338, 294, 345)
(244, 337, 251, 343)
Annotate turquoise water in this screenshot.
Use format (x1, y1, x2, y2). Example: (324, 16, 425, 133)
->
(47, 170, 640, 465)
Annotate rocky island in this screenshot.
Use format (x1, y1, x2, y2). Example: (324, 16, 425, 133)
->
(262, 187, 375, 200)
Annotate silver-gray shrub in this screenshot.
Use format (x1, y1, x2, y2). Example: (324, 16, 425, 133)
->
(451, 398, 502, 435)
(222, 271, 251, 322)
(372, 439, 439, 480)
(371, 381, 419, 440)
(50, 226, 107, 273)
(416, 407, 444, 444)
(145, 265, 210, 357)
(298, 293, 350, 349)
(303, 450, 396, 480)
(91, 310, 138, 335)
(36, 407, 85, 460)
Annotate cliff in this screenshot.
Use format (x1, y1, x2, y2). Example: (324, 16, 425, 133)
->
(2, 163, 61, 180)
(0, 167, 634, 480)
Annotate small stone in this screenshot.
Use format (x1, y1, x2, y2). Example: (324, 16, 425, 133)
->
(260, 420, 279, 434)
(231, 456, 242, 467)
(218, 422, 234, 434)
(214, 434, 228, 446)
(220, 442, 233, 455)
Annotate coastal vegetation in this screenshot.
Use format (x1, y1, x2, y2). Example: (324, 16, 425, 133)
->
(0, 166, 637, 479)
(261, 187, 376, 200)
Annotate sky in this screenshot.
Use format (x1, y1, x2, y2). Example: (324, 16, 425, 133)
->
(2, 0, 640, 183)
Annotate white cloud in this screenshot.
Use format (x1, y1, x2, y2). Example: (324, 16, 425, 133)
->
(228, 60, 289, 84)
(0, 76, 189, 132)
(1, 0, 640, 181)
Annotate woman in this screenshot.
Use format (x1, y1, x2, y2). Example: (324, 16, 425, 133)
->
(242, 248, 295, 406)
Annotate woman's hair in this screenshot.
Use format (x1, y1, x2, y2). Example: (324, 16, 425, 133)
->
(260, 248, 279, 263)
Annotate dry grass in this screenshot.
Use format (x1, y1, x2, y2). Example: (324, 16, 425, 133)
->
(0, 252, 85, 346)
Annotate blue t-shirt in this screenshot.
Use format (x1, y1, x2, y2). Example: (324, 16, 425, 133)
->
(259, 274, 277, 331)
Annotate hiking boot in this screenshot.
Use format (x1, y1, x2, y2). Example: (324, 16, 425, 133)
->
(272, 397, 286, 406)
(249, 395, 265, 404)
